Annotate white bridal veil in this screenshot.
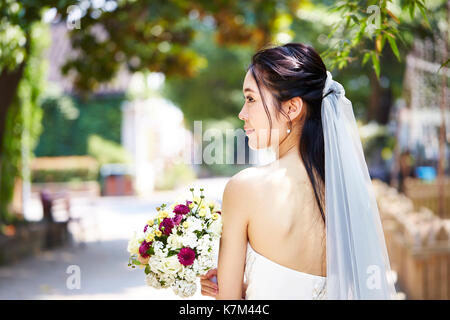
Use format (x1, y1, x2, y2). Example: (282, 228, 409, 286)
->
(322, 71, 397, 299)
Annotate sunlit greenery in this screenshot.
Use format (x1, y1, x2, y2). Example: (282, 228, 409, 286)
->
(0, 0, 444, 226)
(0, 23, 49, 224)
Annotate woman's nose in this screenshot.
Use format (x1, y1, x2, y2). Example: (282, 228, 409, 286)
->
(238, 106, 247, 121)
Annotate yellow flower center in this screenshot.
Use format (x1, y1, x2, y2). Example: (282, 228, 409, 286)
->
(145, 233, 155, 242)
(199, 208, 207, 217)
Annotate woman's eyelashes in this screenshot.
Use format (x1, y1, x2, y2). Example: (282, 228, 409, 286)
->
(245, 96, 255, 103)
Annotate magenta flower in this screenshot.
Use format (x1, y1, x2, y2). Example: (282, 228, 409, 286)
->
(173, 213, 183, 226)
(139, 240, 152, 258)
(178, 247, 196, 266)
(159, 217, 174, 236)
(173, 204, 190, 215)
(216, 211, 221, 215)
(143, 224, 148, 232)
(185, 200, 192, 206)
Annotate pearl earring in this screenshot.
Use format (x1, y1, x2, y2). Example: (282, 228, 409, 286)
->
(287, 129, 291, 134)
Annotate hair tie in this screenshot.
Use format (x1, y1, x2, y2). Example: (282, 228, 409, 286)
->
(322, 89, 334, 99)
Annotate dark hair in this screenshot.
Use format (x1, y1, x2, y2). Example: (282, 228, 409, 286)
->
(247, 42, 328, 223)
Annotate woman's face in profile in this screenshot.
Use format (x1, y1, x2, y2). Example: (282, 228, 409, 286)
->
(239, 70, 287, 150)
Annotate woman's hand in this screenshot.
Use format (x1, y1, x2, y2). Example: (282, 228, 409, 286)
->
(200, 268, 248, 299)
(137, 254, 149, 265)
(200, 269, 218, 297)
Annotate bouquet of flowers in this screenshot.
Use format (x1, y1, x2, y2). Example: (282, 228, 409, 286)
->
(127, 187, 222, 297)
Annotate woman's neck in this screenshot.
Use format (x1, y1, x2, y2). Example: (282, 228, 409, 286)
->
(276, 119, 303, 160)
(277, 142, 299, 159)
(276, 127, 301, 160)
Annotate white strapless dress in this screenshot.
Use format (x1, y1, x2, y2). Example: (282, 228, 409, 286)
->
(244, 242, 327, 300)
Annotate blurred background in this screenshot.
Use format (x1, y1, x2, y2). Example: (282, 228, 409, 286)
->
(0, 0, 448, 299)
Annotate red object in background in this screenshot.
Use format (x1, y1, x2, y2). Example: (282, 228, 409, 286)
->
(2, 225, 16, 237)
(103, 175, 134, 196)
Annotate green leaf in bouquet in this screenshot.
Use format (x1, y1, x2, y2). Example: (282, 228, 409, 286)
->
(159, 236, 168, 245)
(147, 246, 155, 256)
(167, 250, 179, 257)
(128, 260, 136, 269)
(145, 264, 151, 275)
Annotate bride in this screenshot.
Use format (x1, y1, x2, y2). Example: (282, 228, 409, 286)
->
(200, 42, 397, 300)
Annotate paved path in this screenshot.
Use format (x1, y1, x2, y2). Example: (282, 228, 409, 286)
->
(0, 177, 229, 299)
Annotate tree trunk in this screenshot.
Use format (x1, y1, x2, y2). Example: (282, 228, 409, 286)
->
(368, 71, 393, 124)
(0, 62, 27, 225)
(368, 71, 381, 122)
(0, 63, 26, 152)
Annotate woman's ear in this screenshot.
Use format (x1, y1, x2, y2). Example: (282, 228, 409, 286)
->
(284, 97, 303, 121)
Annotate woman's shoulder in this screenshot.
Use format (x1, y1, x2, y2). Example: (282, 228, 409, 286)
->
(224, 167, 260, 195)
(232, 165, 265, 181)
(221, 166, 266, 211)
(227, 165, 273, 191)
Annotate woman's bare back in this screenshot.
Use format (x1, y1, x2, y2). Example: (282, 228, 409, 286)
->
(240, 150, 326, 277)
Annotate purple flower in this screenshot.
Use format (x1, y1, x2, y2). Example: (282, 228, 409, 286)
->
(173, 204, 190, 215)
(172, 213, 183, 226)
(139, 240, 152, 258)
(185, 200, 192, 206)
(143, 224, 148, 232)
(159, 217, 174, 236)
(178, 247, 196, 266)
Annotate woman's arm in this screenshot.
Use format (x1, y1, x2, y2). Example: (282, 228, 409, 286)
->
(215, 176, 251, 300)
(200, 268, 248, 299)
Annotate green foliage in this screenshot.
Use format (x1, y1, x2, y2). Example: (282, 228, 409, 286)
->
(0, 0, 76, 71)
(33, 93, 79, 156)
(322, 0, 434, 77)
(58, 0, 300, 93)
(35, 95, 124, 156)
(0, 0, 444, 226)
(0, 23, 48, 224)
(163, 27, 254, 128)
(87, 134, 131, 166)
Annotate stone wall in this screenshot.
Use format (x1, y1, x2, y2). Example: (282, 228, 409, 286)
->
(373, 179, 450, 299)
